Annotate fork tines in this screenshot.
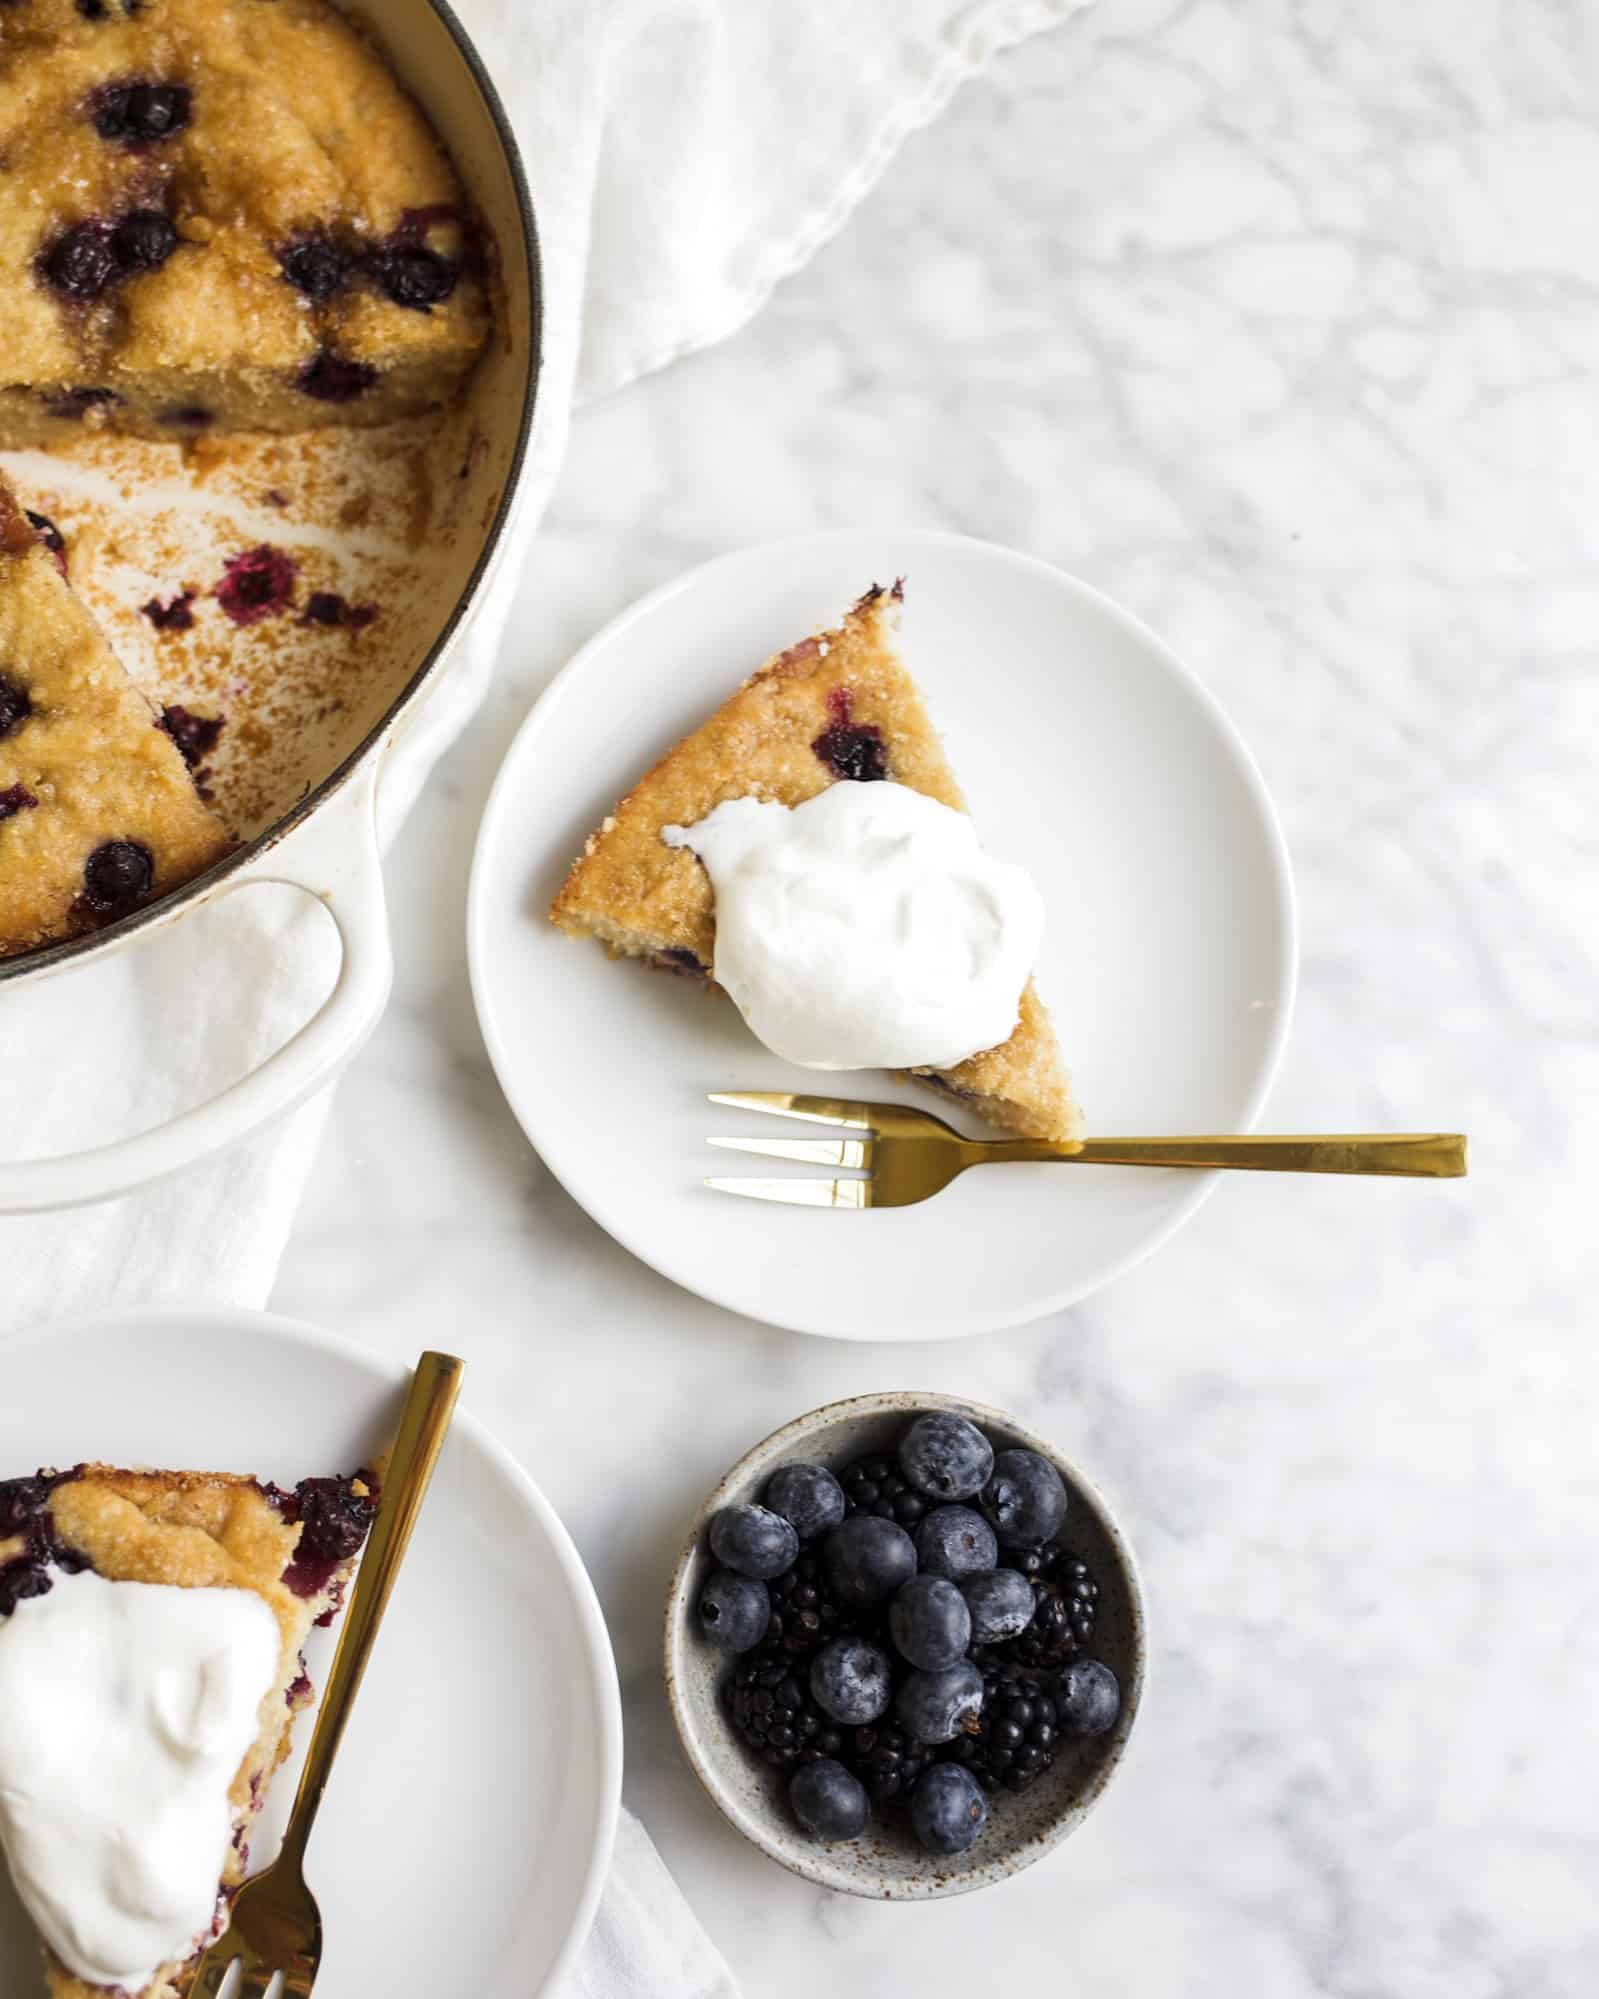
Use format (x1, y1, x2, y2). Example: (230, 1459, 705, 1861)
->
(705, 1093, 877, 1208)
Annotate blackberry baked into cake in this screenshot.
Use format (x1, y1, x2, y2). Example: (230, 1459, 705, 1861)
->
(0, 1461, 377, 1999)
(550, 584, 1081, 1142)
(0, 474, 231, 956)
(0, 0, 490, 443)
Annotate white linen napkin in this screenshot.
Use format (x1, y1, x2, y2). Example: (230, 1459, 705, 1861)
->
(0, 0, 1089, 1989)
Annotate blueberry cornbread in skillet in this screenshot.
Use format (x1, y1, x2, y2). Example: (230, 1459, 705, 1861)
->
(0, 1462, 377, 1999)
(0, 0, 490, 444)
(0, 472, 232, 956)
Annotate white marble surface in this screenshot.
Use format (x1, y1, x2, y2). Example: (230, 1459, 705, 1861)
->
(274, 3, 1596, 1992)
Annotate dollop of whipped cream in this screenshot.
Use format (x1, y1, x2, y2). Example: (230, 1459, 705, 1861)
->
(663, 781, 1043, 1069)
(0, 1569, 281, 1990)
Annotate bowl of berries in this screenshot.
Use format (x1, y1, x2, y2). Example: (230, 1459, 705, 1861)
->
(665, 1392, 1144, 1897)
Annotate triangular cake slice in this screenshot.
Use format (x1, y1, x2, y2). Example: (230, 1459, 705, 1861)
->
(550, 583, 1081, 1141)
(0, 473, 232, 957)
(0, 1461, 378, 1999)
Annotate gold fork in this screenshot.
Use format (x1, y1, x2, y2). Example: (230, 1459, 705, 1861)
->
(706, 1093, 1468, 1208)
(190, 1351, 465, 1999)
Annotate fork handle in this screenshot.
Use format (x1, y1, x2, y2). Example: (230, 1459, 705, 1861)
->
(278, 1351, 465, 1870)
(983, 1133, 1468, 1177)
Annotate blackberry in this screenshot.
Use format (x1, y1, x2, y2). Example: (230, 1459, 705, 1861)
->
(836, 1718, 932, 1806)
(838, 1453, 929, 1529)
(941, 1670, 1059, 1794)
(998, 1546, 1099, 1668)
(727, 1642, 845, 1770)
(765, 1549, 851, 1657)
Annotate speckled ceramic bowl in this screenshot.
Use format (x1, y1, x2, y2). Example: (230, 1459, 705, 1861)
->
(664, 1391, 1145, 1899)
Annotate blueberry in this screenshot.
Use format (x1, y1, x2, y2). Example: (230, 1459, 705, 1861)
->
(789, 1758, 868, 1842)
(296, 352, 377, 403)
(811, 720, 887, 782)
(81, 839, 153, 913)
(112, 209, 178, 274)
(0, 1561, 54, 1619)
(762, 1464, 845, 1541)
(278, 234, 356, 302)
(92, 81, 192, 144)
(914, 1505, 997, 1582)
(897, 1413, 993, 1502)
(909, 1763, 988, 1855)
(980, 1449, 1068, 1546)
(0, 673, 32, 739)
(889, 1575, 972, 1672)
(821, 1515, 916, 1610)
(1056, 1658, 1121, 1737)
(708, 1504, 799, 1581)
(959, 1567, 1037, 1645)
(40, 222, 118, 301)
(697, 1570, 769, 1652)
(895, 1662, 984, 1745)
(41, 386, 119, 420)
(809, 1636, 892, 1724)
(368, 244, 458, 310)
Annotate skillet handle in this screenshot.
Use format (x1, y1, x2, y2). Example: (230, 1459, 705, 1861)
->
(0, 763, 392, 1214)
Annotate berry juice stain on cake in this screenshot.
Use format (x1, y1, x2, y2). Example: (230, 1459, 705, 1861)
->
(811, 685, 887, 782)
(143, 589, 196, 631)
(0, 1471, 87, 1618)
(265, 1473, 377, 1603)
(299, 590, 378, 630)
(159, 704, 223, 768)
(215, 544, 297, 625)
(24, 511, 66, 575)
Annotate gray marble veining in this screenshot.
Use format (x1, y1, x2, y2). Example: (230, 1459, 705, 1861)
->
(274, 3, 1598, 1992)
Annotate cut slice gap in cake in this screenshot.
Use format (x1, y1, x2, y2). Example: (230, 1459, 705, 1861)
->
(0, 471, 232, 957)
(550, 582, 1081, 1141)
(0, 1461, 378, 1999)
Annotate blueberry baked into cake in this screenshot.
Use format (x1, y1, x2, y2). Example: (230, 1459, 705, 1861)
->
(0, 0, 490, 443)
(0, 473, 231, 956)
(0, 1461, 377, 1999)
(550, 584, 1082, 1142)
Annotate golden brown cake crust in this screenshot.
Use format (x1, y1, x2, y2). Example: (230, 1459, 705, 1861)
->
(0, 0, 489, 443)
(0, 472, 232, 957)
(550, 587, 1082, 1141)
(2, 1462, 372, 1999)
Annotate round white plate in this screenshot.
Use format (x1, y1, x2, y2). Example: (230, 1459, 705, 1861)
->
(470, 530, 1296, 1340)
(0, 1306, 621, 1998)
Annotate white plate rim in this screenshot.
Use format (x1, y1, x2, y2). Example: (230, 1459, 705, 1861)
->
(468, 528, 1299, 1340)
(0, 1302, 623, 1998)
